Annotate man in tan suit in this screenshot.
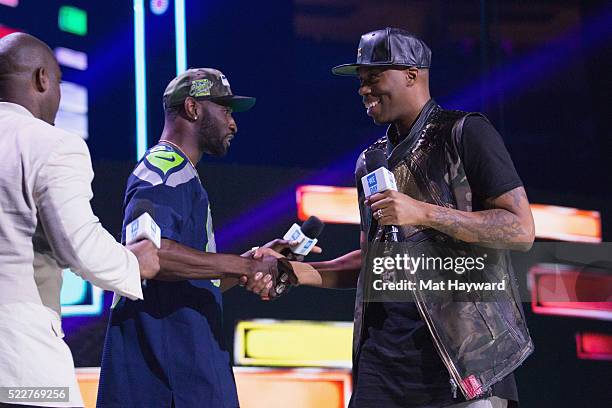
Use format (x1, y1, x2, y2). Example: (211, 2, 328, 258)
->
(0, 33, 160, 407)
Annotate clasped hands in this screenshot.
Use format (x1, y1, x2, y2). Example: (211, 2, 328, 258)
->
(238, 238, 321, 299)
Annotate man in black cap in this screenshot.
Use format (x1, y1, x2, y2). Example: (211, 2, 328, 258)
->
(97, 68, 297, 408)
(267, 28, 535, 407)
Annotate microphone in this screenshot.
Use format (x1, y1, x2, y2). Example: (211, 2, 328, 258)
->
(257, 216, 323, 298)
(124, 199, 161, 248)
(113, 202, 161, 307)
(361, 149, 400, 242)
(282, 216, 325, 256)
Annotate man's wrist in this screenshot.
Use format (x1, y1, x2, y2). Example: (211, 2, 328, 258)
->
(416, 200, 435, 227)
(223, 256, 257, 278)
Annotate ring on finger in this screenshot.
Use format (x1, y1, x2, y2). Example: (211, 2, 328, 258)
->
(375, 209, 383, 219)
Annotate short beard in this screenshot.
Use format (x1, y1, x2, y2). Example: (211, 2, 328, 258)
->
(198, 117, 227, 157)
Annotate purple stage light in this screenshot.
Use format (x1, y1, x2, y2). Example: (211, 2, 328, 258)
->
(443, 5, 612, 110)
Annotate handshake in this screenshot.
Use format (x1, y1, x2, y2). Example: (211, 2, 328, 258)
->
(121, 213, 323, 295)
(124, 237, 319, 297)
(238, 239, 322, 299)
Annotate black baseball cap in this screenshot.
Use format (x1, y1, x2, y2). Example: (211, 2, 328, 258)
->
(163, 68, 256, 112)
(332, 27, 431, 76)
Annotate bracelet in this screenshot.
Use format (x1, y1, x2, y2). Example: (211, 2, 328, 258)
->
(277, 258, 299, 286)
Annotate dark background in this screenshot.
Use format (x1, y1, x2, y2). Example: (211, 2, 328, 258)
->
(2, 0, 611, 406)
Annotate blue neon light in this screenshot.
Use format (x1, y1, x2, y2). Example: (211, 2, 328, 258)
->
(60, 269, 87, 305)
(174, 0, 187, 74)
(60, 269, 104, 317)
(134, 0, 147, 160)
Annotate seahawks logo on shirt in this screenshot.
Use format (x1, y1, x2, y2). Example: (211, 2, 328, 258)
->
(145, 150, 185, 175)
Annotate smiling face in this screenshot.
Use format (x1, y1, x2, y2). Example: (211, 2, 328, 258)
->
(357, 66, 412, 125)
(197, 100, 237, 157)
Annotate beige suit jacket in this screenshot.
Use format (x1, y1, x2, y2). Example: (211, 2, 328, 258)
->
(0, 102, 143, 407)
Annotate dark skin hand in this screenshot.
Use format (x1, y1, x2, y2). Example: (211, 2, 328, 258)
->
(367, 186, 535, 251)
(156, 238, 322, 298)
(237, 239, 323, 297)
(260, 186, 535, 296)
(252, 233, 364, 293)
(155, 239, 279, 296)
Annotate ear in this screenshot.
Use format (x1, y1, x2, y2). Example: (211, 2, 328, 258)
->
(34, 67, 49, 93)
(405, 67, 419, 86)
(183, 97, 199, 121)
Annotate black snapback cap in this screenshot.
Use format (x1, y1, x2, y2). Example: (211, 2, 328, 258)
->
(332, 27, 431, 76)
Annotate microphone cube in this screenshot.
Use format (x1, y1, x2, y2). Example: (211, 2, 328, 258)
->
(283, 223, 318, 256)
(292, 237, 318, 256)
(125, 212, 161, 249)
(361, 167, 397, 198)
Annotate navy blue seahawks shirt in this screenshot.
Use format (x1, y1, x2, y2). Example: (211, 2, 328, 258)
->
(97, 143, 238, 408)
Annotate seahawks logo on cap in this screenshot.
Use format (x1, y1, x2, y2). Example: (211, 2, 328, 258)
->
(189, 78, 213, 97)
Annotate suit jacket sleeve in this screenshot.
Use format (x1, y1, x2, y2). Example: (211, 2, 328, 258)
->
(32, 134, 143, 300)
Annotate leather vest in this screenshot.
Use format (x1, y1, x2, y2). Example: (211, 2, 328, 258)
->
(353, 101, 534, 399)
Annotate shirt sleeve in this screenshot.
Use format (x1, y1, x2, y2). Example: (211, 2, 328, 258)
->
(460, 116, 523, 207)
(33, 134, 143, 300)
(122, 169, 189, 244)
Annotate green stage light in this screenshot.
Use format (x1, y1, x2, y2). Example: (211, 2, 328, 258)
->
(58, 5, 87, 36)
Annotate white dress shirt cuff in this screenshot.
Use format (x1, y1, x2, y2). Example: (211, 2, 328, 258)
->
(117, 250, 144, 300)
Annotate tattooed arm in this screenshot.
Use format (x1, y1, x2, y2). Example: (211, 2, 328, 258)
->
(426, 187, 535, 250)
(367, 187, 535, 251)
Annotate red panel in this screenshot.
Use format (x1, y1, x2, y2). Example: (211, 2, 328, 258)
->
(530, 264, 612, 321)
(0, 25, 20, 38)
(576, 332, 612, 361)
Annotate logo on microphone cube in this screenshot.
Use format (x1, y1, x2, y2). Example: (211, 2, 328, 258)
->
(130, 219, 139, 239)
(303, 239, 314, 250)
(362, 168, 397, 198)
(294, 237, 318, 256)
(367, 174, 378, 194)
(284, 223, 305, 244)
(126, 213, 161, 248)
(290, 229, 302, 241)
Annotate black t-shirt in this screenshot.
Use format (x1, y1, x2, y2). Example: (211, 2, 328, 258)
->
(351, 116, 523, 408)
